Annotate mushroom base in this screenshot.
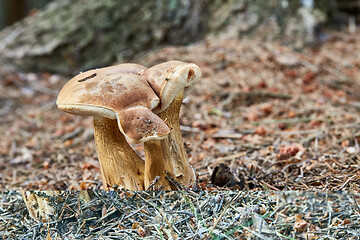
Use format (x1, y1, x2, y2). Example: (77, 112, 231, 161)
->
(93, 117, 145, 190)
(144, 94, 195, 190)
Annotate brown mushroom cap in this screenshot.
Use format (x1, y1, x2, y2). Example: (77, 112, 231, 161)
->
(141, 61, 201, 113)
(57, 63, 170, 143)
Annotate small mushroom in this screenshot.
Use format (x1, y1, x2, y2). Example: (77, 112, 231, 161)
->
(57, 63, 170, 190)
(141, 61, 201, 189)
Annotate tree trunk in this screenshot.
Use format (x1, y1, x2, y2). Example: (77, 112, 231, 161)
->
(0, 0, 337, 74)
(0, 0, 209, 74)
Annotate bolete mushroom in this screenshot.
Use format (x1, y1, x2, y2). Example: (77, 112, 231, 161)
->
(141, 61, 201, 189)
(56, 63, 170, 190)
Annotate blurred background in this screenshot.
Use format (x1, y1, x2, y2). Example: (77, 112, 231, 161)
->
(0, 0, 50, 30)
(0, 0, 359, 74)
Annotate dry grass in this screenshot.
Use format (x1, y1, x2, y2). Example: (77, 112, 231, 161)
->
(1, 191, 360, 239)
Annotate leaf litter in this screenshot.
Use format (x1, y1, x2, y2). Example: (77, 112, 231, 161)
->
(1, 191, 360, 239)
(0, 27, 360, 238)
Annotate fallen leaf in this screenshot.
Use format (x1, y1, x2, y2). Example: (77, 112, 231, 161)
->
(294, 214, 309, 233)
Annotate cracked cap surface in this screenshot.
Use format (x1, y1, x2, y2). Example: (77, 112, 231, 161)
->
(57, 63, 170, 143)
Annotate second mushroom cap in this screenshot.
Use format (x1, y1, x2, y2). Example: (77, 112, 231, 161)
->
(141, 61, 201, 113)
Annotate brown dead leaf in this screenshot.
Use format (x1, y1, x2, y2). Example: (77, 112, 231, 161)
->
(64, 139, 73, 147)
(288, 110, 296, 118)
(300, 232, 317, 240)
(132, 222, 140, 229)
(278, 122, 287, 130)
(137, 225, 146, 237)
(302, 71, 315, 84)
(202, 138, 216, 150)
(246, 112, 258, 121)
(309, 120, 322, 128)
(294, 214, 309, 233)
(254, 126, 267, 136)
(102, 204, 107, 218)
(82, 162, 98, 170)
(80, 181, 87, 190)
(284, 69, 297, 78)
(342, 218, 351, 225)
(277, 144, 304, 160)
(261, 103, 273, 115)
(257, 80, 268, 89)
(303, 84, 316, 93)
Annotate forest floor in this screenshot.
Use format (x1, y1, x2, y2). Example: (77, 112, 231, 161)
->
(0, 27, 360, 239)
(1, 191, 360, 239)
(1, 28, 359, 192)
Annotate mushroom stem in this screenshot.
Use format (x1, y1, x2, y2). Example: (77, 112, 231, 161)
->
(144, 91, 195, 190)
(143, 141, 172, 189)
(93, 116, 145, 190)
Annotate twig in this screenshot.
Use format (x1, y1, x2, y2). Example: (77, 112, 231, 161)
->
(159, 208, 177, 240)
(146, 176, 160, 191)
(95, 208, 118, 224)
(27, 81, 58, 95)
(242, 226, 272, 240)
(322, 65, 353, 84)
(260, 181, 281, 191)
(220, 91, 292, 109)
(180, 125, 200, 133)
(212, 130, 243, 139)
(277, 129, 321, 136)
(214, 152, 246, 164)
(165, 173, 184, 191)
(234, 91, 292, 100)
(336, 175, 357, 191)
(252, 117, 331, 126)
(336, 132, 360, 144)
(351, 196, 360, 215)
(204, 192, 245, 240)
(327, 201, 333, 228)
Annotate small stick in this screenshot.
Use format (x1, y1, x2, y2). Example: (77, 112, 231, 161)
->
(336, 175, 357, 191)
(219, 91, 292, 101)
(165, 173, 184, 191)
(214, 152, 246, 164)
(159, 208, 177, 240)
(252, 117, 331, 126)
(146, 176, 160, 191)
(322, 65, 353, 84)
(204, 192, 244, 240)
(260, 181, 281, 191)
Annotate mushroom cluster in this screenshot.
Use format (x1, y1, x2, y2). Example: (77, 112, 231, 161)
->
(56, 61, 201, 190)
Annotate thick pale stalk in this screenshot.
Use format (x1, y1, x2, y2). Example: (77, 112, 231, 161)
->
(144, 93, 195, 190)
(93, 116, 145, 190)
(143, 141, 172, 189)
